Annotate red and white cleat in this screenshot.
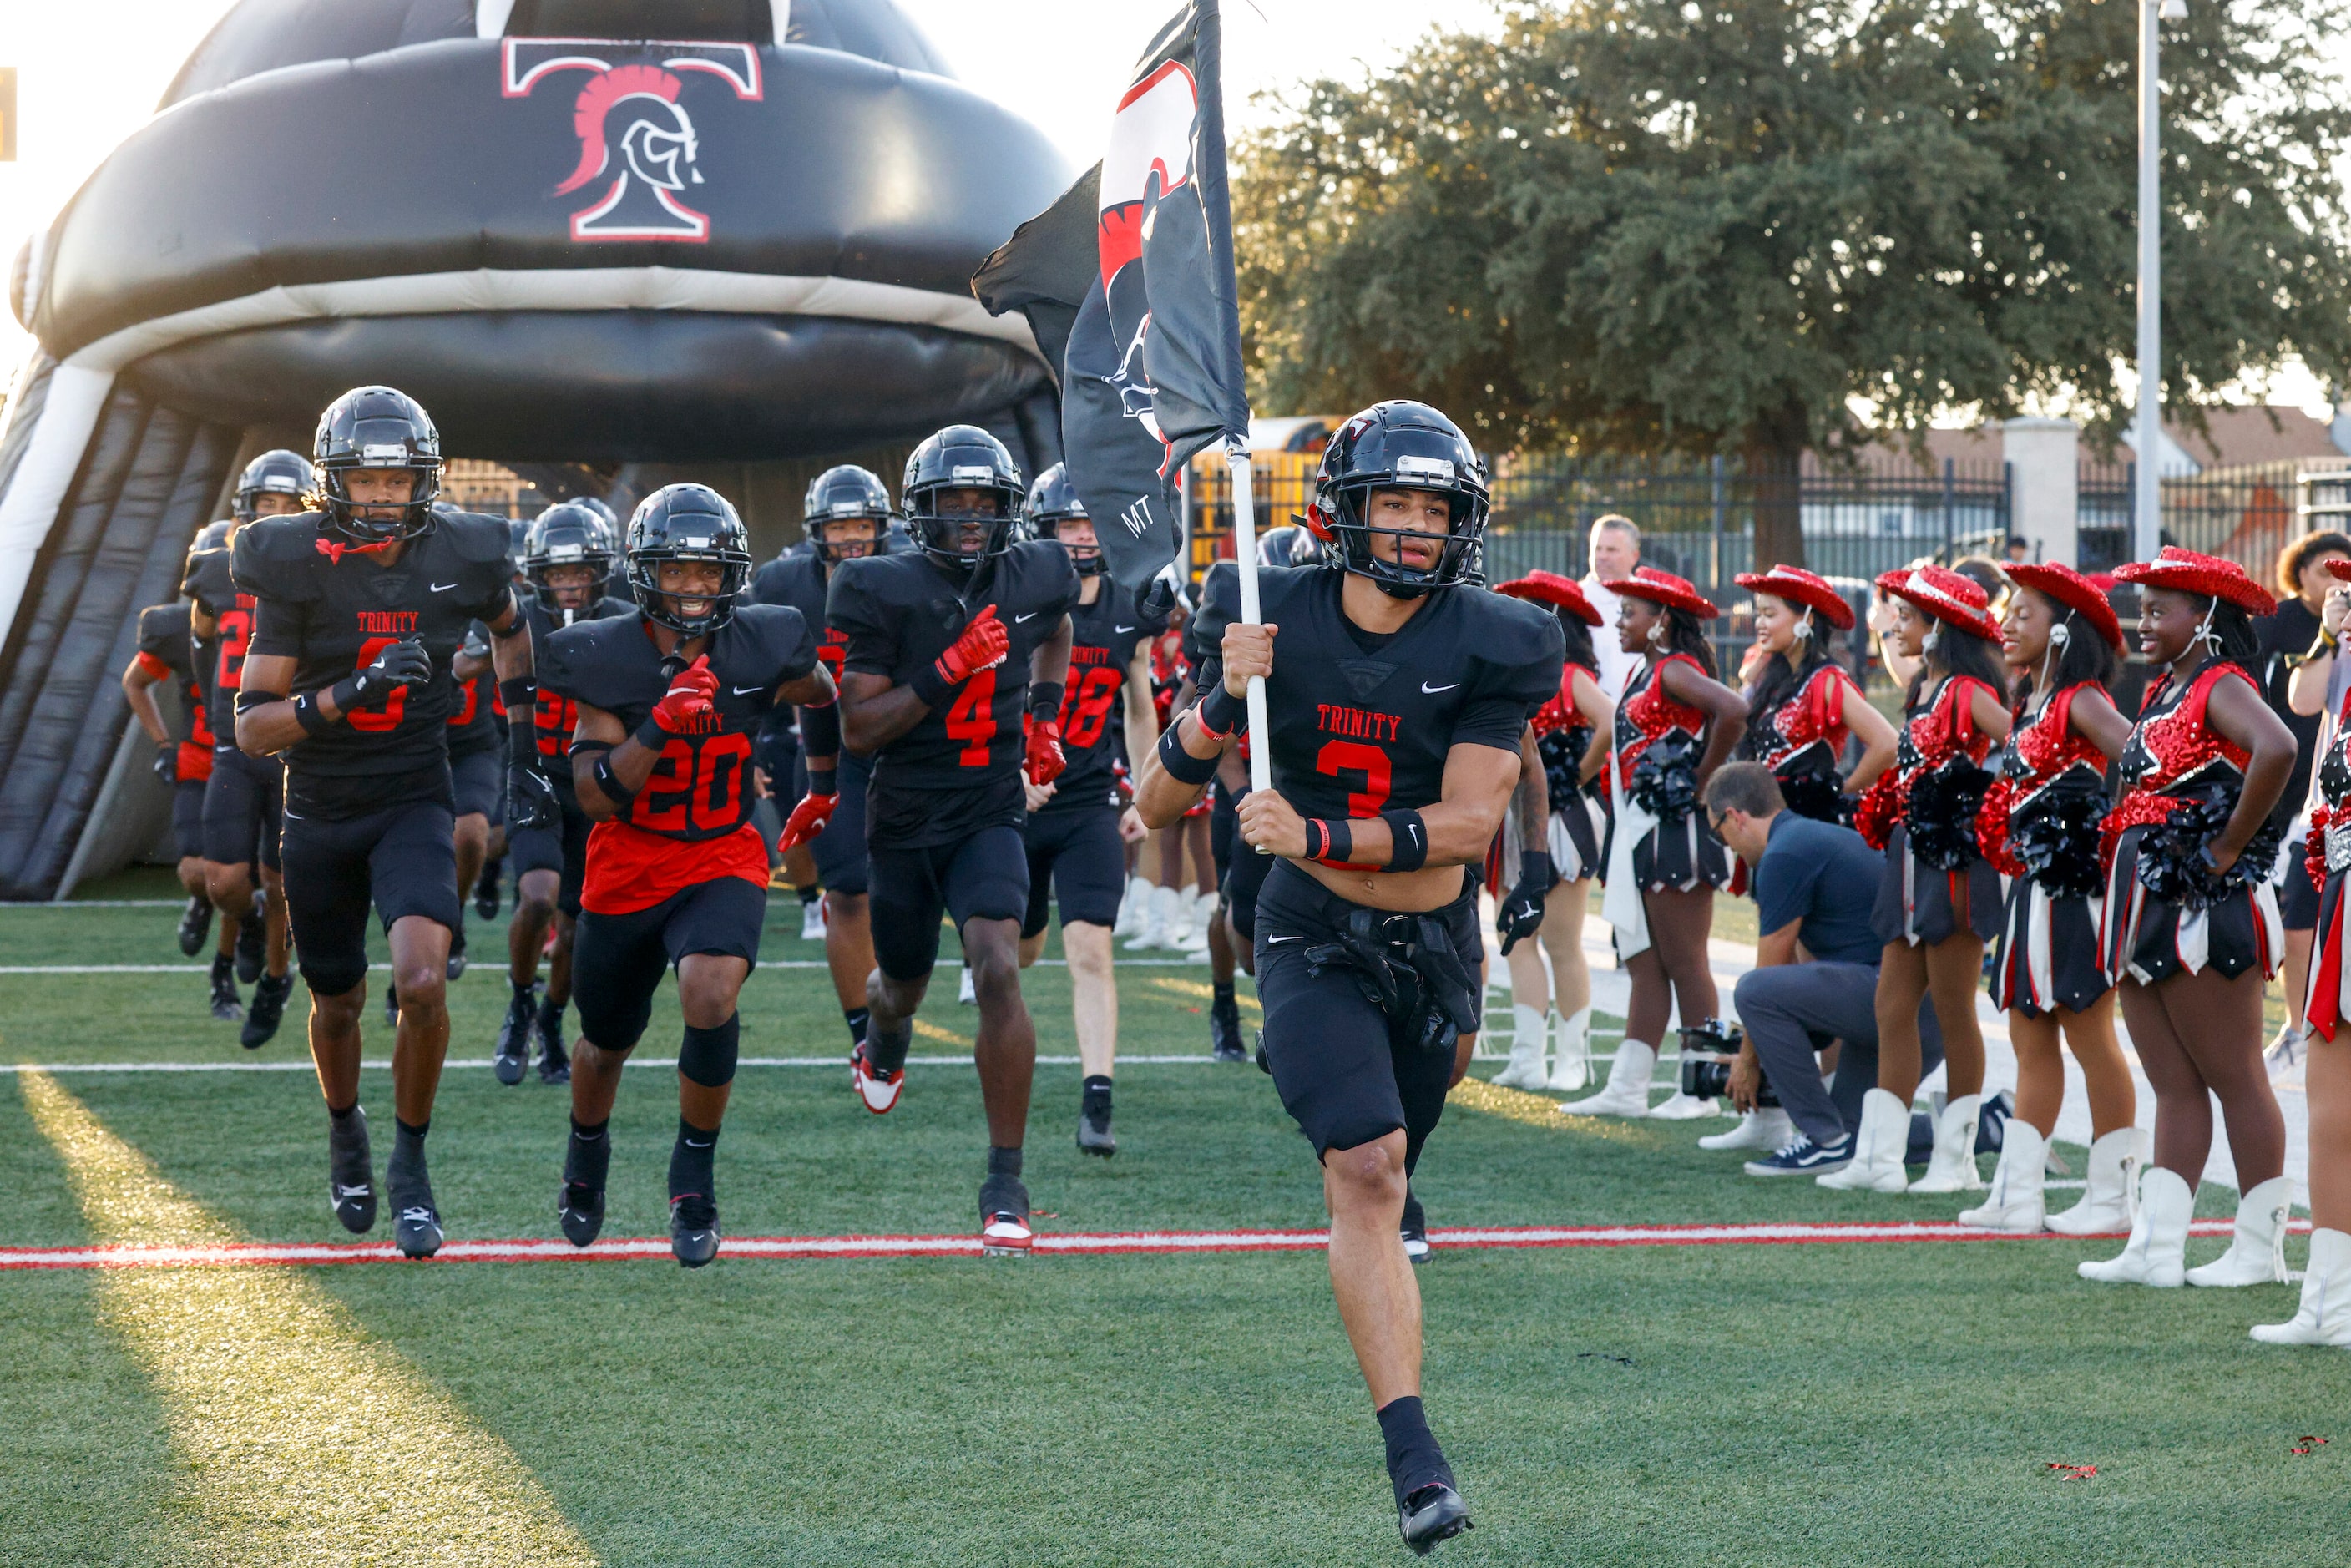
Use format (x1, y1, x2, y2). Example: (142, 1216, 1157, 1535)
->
(849, 1042, 903, 1115)
(981, 1210, 1034, 1257)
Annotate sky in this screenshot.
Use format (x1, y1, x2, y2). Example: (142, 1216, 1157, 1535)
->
(0, 0, 2338, 412)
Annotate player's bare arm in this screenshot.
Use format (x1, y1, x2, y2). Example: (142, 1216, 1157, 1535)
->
(120, 650, 173, 746)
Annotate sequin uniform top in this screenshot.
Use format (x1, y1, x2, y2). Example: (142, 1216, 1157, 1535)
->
(1977, 680, 2109, 876)
(1613, 653, 1708, 792)
(2102, 660, 2252, 857)
(1745, 662, 1858, 776)
(1853, 674, 1999, 850)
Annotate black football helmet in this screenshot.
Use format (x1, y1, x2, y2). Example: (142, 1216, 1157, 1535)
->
(1256, 523, 1302, 569)
(233, 449, 316, 524)
(524, 502, 617, 620)
(626, 484, 754, 637)
(802, 465, 894, 564)
(193, 518, 232, 554)
(1303, 401, 1489, 599)
(312, 386, 442, 545)
(1026, 463, 1103, 575)
(902, 425, 1023, 572)
(576, 496, 620, 532)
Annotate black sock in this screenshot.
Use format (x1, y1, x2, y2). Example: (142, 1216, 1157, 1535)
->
(798, 885, 819, 906)
(329, 1101, 361, 1126)
(538, 995, 566, 1033)
(866, 1018, 912, 1074)
(210, 951, 233, 978)
(843, 1007, 871, 1048)
(1377, 1396, 1454, 1510)
(387, 1118, 432, 1208)
(565, 1115, 610, 1192)
(513, 979, 537, 1007)
(1082, 1074, 1113, 1114)
(669, 1116, 720, 1203)
(987, 1145, 1023, 1180)
(1213, 981, 1235, 1008)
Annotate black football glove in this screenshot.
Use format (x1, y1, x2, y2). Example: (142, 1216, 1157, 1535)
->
(332, 638, 432, 713)
(151, 741, 179, 785)
(505, 762, 559, 833)
(1496, 850, 1553, 954)
(1135, 574, 1183, 630)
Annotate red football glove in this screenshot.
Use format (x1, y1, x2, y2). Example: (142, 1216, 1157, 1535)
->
(777, 790, 837, 852)
(935, 605, 1009, 686)
(652, 655, 718, 733)
(1024, 716, 1066, 785)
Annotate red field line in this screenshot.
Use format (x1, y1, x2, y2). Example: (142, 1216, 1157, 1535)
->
(0, 1217, 2300, 1270)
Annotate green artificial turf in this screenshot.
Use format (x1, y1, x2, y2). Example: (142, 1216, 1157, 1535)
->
(3, 871, 2345, 1564)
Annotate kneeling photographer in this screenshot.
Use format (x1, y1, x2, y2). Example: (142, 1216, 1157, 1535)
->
(1701, 763, 1947, 1177)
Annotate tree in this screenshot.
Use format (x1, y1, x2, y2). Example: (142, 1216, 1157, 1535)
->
(1233, 0, 2351, 568)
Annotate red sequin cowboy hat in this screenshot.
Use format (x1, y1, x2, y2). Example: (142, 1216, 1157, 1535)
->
(2003, 560, 2126, 651)
(1874, 564, 2000, 641)
(1495, 569, 1604, 625)
(2115, 546, 2277, 615)
(1604, 565, 1719, 620)
(1734, 565, 1854, 631)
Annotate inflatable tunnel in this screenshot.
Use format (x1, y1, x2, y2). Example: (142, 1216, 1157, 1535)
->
(0, 0, 1070, 898)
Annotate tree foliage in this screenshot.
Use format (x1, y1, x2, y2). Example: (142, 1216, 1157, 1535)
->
(1233, 0, 2351, 564)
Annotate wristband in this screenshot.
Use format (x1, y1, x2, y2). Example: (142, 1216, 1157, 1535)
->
(291, 691, 333, 736)
(1379, 808, 1429, 873)
(327, 675, 367, 716)
(1518, 849, 1553, 888)
(633, 716, 673, 753)
(908, 662, 953, 711)
(1311, 817, 1355, 864)
(1026, 680, 1064, 723)
(499, 676, 537, 710)
(1156, 722, 1221, 787)
(1196, 682, 1247, 739)
(805, 766, 837, 796)
(1302, 818, 1324, 859)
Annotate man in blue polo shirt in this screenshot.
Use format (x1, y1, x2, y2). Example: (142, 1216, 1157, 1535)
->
(1703, 762, 1946, 1177)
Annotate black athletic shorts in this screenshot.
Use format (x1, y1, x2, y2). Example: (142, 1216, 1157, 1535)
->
(1022, 805, 1126, 937)
(450, 748, 501, 822)
(2283, 859, 2323, 931)
(868, 822, 1029, 981)
(172, 778, 208, 862)
(279, 799, 459, 996)
(201, 746, 282, 873)
(795, 746, 872, 897)
(572, 877, 766, 1051)
(510, 792, 594, 919)
(1252, 860, 1484, 1162)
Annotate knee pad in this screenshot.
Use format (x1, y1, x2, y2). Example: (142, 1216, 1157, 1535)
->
(678, 1014, 741, 1089)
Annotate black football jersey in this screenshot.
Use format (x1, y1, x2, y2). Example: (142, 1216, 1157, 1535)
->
(522, 594, 636, 792)
(1196, 565, 1562, 822)
(134, 600, 210, 750)
(235, 509, 515, 815)
(827, 542, 1081, 847)
(1040, 581, 1159, 814)
(447, 622, 503, 760)
(541, 604, 817, 844)
(182, 545, 253, 746)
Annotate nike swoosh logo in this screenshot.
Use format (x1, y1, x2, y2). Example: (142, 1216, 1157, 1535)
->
(1014, 611, 1039, 623)
(1266, 934, 1303, 944)
(430, 582, 458, 592)
(1422, 681, 1459, 693)
(1115, 625, 1135, 633)
(732, 685, 765, 695)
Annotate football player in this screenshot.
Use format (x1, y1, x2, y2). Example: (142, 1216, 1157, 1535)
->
(496, 503, 636, 1086)
(444, 621, 503, 982)
(544, 484, 833, 1267)
(186, 450, 313, 1045)
(1136, 402, 1561, 1554)
(750, 464, 893, 1055)
(829, 426, 1079, 1253)
(233, 387, 536, 1259)
(120, 589, 231, 1006)
(1012, 466, 1160, 1154)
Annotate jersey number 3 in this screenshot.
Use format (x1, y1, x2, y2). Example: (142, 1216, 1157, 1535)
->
(1315, 740, 1392, 816)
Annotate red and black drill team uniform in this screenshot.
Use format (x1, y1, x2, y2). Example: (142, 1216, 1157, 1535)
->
(540, 604, 817, 1050)
(1209, 563, 1562, 1163)
(184, 542, 284, 873)
(751, 545, 872, 895)
(1021, 580, 1155, 937)
(827, 539, 1080, 980)
(134, 599, 215, 862)
(511, 594, 635, 918)
(234, 508, 514, 997)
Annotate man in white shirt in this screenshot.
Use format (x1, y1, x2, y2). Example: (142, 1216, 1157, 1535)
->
(1580, 513, 1642, 699)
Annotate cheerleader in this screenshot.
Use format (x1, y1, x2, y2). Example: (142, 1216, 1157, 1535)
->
(1960, 563, 2137, 1232)
(1489, 572, 1614, 1091)
(2083, 548, 2296, 1288)
(1822, 566, 2012, 1194)
(2260, 557, 2351, 1342)
(1734, 566, 1898, 820)
(1568, 567, 1746, 1120)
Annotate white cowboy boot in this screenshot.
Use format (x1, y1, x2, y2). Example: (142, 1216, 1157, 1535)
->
(2251, 1228, 2351, 1345)
(1816, 1089, 1910, 1194)
(1907, 1093, 1984, 1195)
(1957, 1120, 2047, 1232)
(2045, 1127, 2146, 1236)
(1179, 889, 1215, 953)
(2186, 1177, 2295, 1287)
(1125, 884, 1176, 952)
(1560, 1039, 1654, 1117)
(1490, 1004, 1551, 1090)
(2078, 1166, 2193, 1287)
(1699, 1106, 1795, 1152)
(1114, 874, 1150, 939)
(1546, 1008, 1591, 1091)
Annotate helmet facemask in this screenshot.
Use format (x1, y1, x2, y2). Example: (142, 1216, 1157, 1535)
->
(1316, 480, 1483, 600)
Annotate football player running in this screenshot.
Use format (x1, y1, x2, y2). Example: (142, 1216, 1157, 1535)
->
(496, 503, 636, 1086)
(233, 389, 534, 1258)
(1137, 402, 1561, 1554)
(1014, 465, 1159, 1155)
(750, 465, 893, 1057)
(546, 485, 833, 1267)
(121, 589, 231, 1007)
(829, 426, 1079, 1254)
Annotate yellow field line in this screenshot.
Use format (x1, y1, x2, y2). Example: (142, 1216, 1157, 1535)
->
(1148, 977, 1261, 1012)
(17, 1070, 599, 1565)
(913, 1018, 970, 1046)
(1445, 1076, 1663, 1147)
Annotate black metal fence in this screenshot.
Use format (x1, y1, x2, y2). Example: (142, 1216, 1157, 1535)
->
(2078, 457, 2348, 579)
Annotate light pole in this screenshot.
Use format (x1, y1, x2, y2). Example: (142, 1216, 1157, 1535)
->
(2135, 0, 2187, 563)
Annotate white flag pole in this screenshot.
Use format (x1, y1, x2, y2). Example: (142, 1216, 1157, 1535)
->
(1226, 434, 1273, 794)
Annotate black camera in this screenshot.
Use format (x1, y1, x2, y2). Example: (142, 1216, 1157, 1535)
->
(1679, 1018, 1775, 1106)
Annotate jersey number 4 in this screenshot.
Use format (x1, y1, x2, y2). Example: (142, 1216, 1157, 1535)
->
(945, 665, 998, 767)
(1315, 739, 1392, 816)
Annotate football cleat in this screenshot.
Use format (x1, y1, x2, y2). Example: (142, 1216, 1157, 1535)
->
(240, 971, 293, 1050)
(234, 896, 265, 984)
(1398, 1484, 1473, 1555)
(979, 1173, 1033, 1257)
(395, 1205, 443, 1259)
(473, 867, 501, 921)
(1210, 997, 1246, 1063)
(559, 1181, 605, 1247)
(1077, 1084, 1116, 1158)
(444, 923, 467, 983)
(670, 1195, 720, 1267)
(209, 955, 244, 1022)
(328, 1107, 377, 1234)
(493, 989, 533, 1086)
(536, 1034, 571, 1085)
(176, 893, 214, 957)
(798, 896, 827, 942)
(1401, 1188, 1431, 1265)
(850, 1042, 904, 1114)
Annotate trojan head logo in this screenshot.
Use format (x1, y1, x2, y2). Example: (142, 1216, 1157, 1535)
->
(1095, 60, 1197, 463)
(503, 40, 762, 243)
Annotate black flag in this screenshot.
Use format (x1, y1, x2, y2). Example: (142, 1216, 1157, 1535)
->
(970, 2, 1249, 589)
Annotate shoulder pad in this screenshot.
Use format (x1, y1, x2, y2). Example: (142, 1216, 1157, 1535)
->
(136, 601, 191, 659)
(825, 554, 897, 625)
(181, 544, 227, 605)
(1468, 590, 1569, 707)
(540, 615, 631, 709)
(437, 509, 515, 564)
(231, 515, 326, 602)
(594, 594, 637, 621)
(1006, 539, 1081, 613)
(730, 603, 817, 685)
